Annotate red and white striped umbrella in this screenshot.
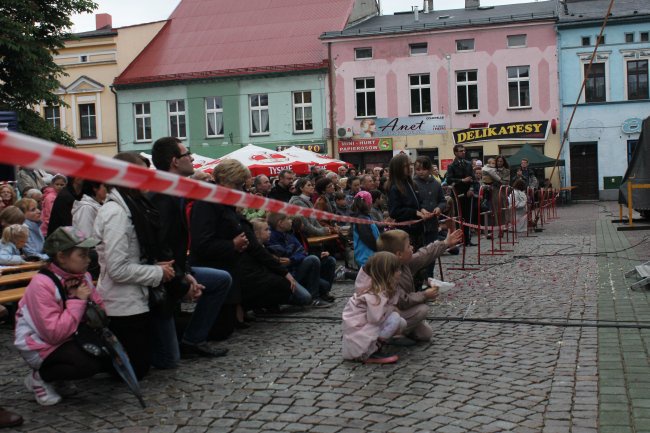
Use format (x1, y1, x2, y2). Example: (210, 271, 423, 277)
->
(280, 146, 352, 172)
(198, 144, 310, 176)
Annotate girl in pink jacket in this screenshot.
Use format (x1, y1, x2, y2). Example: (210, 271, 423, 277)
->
(14, 226, 107, 406)
(341, 252, 406, 364)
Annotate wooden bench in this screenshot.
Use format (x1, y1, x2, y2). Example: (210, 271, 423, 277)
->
(307, 234, 340, 245)
(0, 287, 26, 304)
(0, 270, 38, 305)
(626, 261, 650, 291)
(0, 262, 43, 275)
(0, 271, 37, 287)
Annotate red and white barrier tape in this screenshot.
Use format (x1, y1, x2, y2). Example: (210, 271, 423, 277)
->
(0, 131, 419, 227)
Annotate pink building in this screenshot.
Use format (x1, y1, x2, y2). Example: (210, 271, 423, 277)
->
(322, 0, 561, 182)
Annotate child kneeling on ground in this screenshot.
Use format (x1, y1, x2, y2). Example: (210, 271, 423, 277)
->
(342, 252, 406, 364)
(355, 228, 463, 345)
(14, 227, 110, 406)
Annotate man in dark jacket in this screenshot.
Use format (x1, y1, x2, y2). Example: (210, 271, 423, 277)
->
(150, 137, 232, 361)
(268, 170, 295, 202)
(445, 145, 475, 246)
(413, 156, 447, 244)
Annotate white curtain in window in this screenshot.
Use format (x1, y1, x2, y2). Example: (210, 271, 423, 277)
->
(261, 109, 269, 133)
(208, 113, 223, 135)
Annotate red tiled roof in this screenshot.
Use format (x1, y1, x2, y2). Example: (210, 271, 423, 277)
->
(115, 0, 355, 86)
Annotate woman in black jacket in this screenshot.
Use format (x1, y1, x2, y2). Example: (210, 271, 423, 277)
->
(386, 154, 431, 248)
(190, 160, 295, 337)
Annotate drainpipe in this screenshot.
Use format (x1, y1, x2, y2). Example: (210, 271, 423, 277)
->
(328, 42, 337, 158)
(556, 31, 566, 187)
(110, 85, 120, 153)
(446, 54, 453, 131)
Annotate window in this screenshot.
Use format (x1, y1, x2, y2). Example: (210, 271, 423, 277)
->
(581, 36, 591, 46)
(456, 39, 475, 52)
(293, 91, 313, 133)
(134, 103, 151, 142)
(409, 74, 431, 114)
(628, 139, 638, 163)
(80, 55, 88, 63)
(584, 63, 606, 103)
(456, 70, 478, 111)
(627, 60, 648, 100)
(168, 100, 186, 139)
(597, 35, 606, 45)
(205, 97, 224, 137)
(409, 43, 428, 56)
(44, 106, 60, 129)
(507, 66, 530, 108)
(625, 33, 634, 43)
(355, 48, 372, 60)
(507, 34, 527, 48)
(78, 103, 96, 139)
(355, 78, 376, 117)
(641, 32, 649, 42)
(250, 94, 269, 135)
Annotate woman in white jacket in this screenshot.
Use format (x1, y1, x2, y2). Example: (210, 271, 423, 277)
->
(72, 180, 106, 238)
(93, 153, 174, 379)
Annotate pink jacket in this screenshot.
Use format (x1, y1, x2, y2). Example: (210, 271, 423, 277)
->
(40, 186, 58, 237)
(341, 276, 397, 361)
(14, 263, 105, 369)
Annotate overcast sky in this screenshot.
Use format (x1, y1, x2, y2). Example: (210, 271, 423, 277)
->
(71, 0, 535, 32)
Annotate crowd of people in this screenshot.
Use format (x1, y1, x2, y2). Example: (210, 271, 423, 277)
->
(0, 139, 545, 425)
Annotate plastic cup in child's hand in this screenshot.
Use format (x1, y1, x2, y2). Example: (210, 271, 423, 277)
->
(428, 278, 455, 294)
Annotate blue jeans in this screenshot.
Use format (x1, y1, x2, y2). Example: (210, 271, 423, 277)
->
(183, 267, 232, 344)
(295, 255, 320, 297)
(151, 315, 179, 369)
(150, 267, 232, 369)
(289, 282, 312, 305)
(294, 255, 337, 299)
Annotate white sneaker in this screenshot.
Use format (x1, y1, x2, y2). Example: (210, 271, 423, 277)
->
(25, 371, 62, 406)
(335, 265, 346, 281)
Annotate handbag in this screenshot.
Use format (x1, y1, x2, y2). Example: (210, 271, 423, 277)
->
(148, 284, 169, 315)
(39, 268, 109, 358)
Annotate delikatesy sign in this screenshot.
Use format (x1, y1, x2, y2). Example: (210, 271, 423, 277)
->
(453, 121, 549, 144)
(373, 115, 446, 137)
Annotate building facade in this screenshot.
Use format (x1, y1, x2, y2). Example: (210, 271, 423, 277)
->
(38, 15, 165, 157)
(322, 0, 562, 186)
(558, 0, 650, 200)
(116, 72, 330, 158)
(114, 0, 377, 158)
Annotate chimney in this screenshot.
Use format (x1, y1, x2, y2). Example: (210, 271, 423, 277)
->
(424, 0, 433, 13)
(465, 0, 480, 9)
(95, 13, 112, 30)
(413, 5, 419, 21)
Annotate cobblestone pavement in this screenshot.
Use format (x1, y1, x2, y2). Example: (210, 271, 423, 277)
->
(1, 202, 649, 433)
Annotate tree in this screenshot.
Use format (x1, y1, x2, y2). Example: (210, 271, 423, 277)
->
(0, 0, 97, 146)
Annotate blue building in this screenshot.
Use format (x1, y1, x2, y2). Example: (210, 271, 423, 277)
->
(558, 0, 650, 200)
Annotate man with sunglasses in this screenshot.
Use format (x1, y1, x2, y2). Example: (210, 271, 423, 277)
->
(149, 137, 232, 365)
(446, 145, 475, 246)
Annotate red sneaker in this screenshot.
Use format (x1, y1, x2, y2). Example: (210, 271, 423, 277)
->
(364, 353, 399, 364)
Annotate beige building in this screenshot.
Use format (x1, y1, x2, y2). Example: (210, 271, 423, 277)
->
(39, 14, 166, 156)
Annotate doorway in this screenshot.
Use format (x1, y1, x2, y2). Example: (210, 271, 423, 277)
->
(570, 142, 599, 200)
(417, 149, 439, 166)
